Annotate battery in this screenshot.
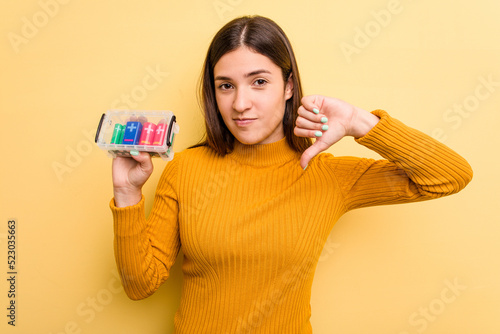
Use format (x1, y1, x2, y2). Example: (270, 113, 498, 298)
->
(110, 124, 125, 144)
(139, 122, 157, 145)
(153, 121, 167, 145)
(122, 121, 143, 145)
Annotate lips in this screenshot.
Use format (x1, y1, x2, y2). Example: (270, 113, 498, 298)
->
(234, 118, 257, 127)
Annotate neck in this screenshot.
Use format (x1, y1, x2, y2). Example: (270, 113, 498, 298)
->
(229, 137, 300, 167)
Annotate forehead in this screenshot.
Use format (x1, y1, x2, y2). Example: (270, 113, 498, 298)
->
(214, 46, 281, 77)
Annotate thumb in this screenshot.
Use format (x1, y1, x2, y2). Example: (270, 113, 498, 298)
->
(300, 140, 330, 169)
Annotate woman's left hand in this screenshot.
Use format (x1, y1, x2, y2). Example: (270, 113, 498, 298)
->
(294, 95, 380, 169)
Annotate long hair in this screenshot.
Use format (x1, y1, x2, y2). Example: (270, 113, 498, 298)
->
(194, 15, 312, 155)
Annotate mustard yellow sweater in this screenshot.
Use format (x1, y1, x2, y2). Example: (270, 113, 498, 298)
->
(110, 110, 472, 333)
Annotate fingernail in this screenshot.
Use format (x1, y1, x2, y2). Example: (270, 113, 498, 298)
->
(315, 131, 323, 137)
(313, 108, 319, 115)
(130, 150, 139, 156)
(321, 117, 328, 123)
(303, 164, 308, 171)
(322, 125, 329, 131)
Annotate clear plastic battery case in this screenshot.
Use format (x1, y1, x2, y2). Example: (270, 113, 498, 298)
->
(95, 110, 179, 161)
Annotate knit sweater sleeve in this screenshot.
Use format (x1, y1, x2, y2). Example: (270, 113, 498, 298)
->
(110, 154, 181, 300)
(325, 110, 473, 211)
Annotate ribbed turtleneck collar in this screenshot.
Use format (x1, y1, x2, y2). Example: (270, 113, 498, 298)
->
(229, 137, 300, 167)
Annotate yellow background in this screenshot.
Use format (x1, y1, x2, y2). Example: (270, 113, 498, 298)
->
(1, 0, 499, 333)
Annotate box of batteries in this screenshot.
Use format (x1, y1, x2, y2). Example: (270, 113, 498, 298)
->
(95, 110, 179, 161)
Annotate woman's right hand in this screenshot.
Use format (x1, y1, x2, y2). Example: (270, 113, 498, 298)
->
(112, 151, 154, 207)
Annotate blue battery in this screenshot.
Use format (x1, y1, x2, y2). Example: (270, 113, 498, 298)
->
(122, 121, 143, 145)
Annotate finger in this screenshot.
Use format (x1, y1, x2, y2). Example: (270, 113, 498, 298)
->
(298, 105, 320, 120)
(294, 126, 326, 139)
(300, 140, 331, 169)
(297, 106, 329, 124)
(295, 115, 329, 131)
(300, 95, 325, 113)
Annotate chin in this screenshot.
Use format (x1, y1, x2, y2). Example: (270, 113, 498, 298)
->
(236, 137, 259, 145)
(234, 133, 263, 145)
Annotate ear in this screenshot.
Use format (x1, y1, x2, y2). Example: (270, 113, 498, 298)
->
(285, 74, 294, 100)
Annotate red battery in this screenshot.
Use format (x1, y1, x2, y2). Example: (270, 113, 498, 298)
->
(153, 122, 167, 145)
(139, 122, 157, 145)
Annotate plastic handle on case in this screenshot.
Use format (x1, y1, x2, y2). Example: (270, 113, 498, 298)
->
(95, 113, 106, 143)
(167, 115, 177, 146)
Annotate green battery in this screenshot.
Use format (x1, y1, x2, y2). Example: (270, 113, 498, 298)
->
(111, 124, 125, 144)
(118, 124, 125, 143)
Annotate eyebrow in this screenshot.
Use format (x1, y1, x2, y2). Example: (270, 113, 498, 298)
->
(214, 69, 271, 81)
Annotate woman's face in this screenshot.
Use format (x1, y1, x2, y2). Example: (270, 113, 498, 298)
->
(214, 46, 293, 146)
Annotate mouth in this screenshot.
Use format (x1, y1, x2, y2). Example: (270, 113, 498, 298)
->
(234, 118, 257, 127)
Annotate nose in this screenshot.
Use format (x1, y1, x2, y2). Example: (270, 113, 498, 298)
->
(232, 87, 252, 113)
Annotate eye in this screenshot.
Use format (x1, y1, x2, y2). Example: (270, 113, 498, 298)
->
(254, 79, 267, 87)
(218, 83, 233, 91)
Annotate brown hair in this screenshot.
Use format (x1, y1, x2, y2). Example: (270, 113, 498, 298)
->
(194, 15, 312, 155)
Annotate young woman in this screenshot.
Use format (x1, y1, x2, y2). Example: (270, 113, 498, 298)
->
(110, 15, 472, 333)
